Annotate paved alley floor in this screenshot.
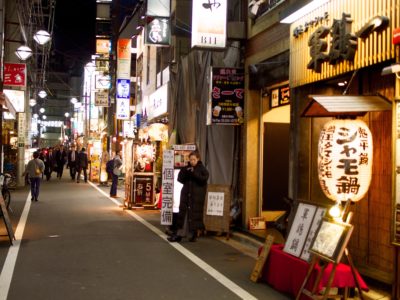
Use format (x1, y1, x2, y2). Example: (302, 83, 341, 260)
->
(0, 176, 290, 300)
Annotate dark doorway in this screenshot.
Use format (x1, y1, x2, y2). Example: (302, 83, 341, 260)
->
(262, 122, 289, 211)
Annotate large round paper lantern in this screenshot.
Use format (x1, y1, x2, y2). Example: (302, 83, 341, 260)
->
(318, 118, 373, 202)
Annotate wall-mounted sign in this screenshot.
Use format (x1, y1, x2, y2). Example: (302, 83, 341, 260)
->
(147, 83, 168, 120)
(289, 0, 398, 87)
(116, 98, 130, 120)
(117, 39, 131, 78)
(116, 79, 130, 99)
(4, 63, 26, 87)
(96, 74, 111, 89)
(95, 90, 109, 107)
(210, 67, 244, 125)
(270, 85, 290, 108)
(145, 17, 170, 46)
(96, 39, 111, 54)
(147, 0, 170, 17)
(4, 89, 25, 113)
(123, 121, 136, 138)
(161, 150, 174, 225)
(191, 0, 227, 48)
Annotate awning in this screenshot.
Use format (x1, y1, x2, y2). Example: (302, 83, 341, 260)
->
(301, 94, 392, 117)
(0, 92, 17, 118)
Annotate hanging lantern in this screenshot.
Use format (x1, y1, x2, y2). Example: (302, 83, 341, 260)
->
(318, 118, 373, 202)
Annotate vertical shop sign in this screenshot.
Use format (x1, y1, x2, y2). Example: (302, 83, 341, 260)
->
(210, 67, 244, 125)
(117, 39, 131, 79)
(116, 98, 130, 120)
(4, 63, 26, 87)
(18, 113, 26, 147)
(135, 176, 154, 204)
(191, 0, 227, 48)
(161, 150, 174, 225)
(270, 85, 290, 108)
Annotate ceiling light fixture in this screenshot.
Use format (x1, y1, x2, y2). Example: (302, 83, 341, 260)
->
(15, 45, 33, 60)
(33, 30, 51, 45)
(38, 90, 47, 98)
(29, 99, 37, 106)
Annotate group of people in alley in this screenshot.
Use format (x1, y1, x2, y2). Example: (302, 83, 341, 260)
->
(24, 146, 209, 243)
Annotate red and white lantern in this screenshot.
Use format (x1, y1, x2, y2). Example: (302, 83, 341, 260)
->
(318, 119, 373, 202)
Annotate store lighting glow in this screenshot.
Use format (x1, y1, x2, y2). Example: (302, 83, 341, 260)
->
(70, 97, 78, 104)
(64, 112, 70, 117)
(15, 45, 33, 60)
(42, 115, 47, 120)
(33, 30, 51, 45)
(33, 113, 39, 119)
(280, 0, 329, 23)
(39, 107, 45, 113)
(329, 202, 342, 218)
(38, 90, 47, 98)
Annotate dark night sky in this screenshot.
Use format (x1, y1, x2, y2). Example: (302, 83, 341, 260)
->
(52, 0, 96, 75)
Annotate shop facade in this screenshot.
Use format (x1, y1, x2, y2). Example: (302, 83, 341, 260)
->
(244, 0, 400, 292)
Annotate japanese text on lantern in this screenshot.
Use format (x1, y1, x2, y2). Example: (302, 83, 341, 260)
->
(318, 120, 372, 202)
(161, 150, 174, 225)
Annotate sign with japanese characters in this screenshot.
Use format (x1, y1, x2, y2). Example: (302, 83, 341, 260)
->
(270, 85, 290, 108)
(210, 67, 244, 125)
(145, 17, 170, 46)
(134, 176, 154, 205)
(289, 0, 398, 87)
(117, 39, 131, 78)
(161, 150, 174, 225)
(148, 83, 168, 120)
(206, 192, 224, 216)
(283, 203, 317, 257)
(318, 119, 373, 202)
(191, 0, 227, 48)
(4, 63, 26, 87)
(95, 90, 109, 107)
(116, 97, 129, 120)
(300, 207, 327, 261)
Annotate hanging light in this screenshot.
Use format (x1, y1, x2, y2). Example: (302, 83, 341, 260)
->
(38, 90, 47, 98)
(29, 99, 37, 107)
(39, 107, 45, 113)
(15, 45, 33, 60)
(33, 30, 51, 45)
(318, 118, 373, 203)
(33, 113, 39, 119)
(42, 115, 47, 120)
(70, 97, 78, 104)
(64, 112, 70, 117)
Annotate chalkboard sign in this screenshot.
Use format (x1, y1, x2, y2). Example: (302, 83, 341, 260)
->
(0, 196, 15, 244)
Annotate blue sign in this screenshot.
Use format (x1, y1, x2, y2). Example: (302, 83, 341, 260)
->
(116, 79, 130, 99)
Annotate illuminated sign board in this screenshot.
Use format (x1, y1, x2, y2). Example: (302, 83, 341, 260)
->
(145, 17, 170, 46)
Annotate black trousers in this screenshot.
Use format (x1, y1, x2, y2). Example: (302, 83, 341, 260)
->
(69, 163, 76, 179)
(77, 168, 87, 182)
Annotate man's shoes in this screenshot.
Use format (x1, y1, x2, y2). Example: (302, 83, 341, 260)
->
(35, 198, 38, 202)
(110, 195, 119, 198)
(31, 197, 34, 201)
(77, 180, 80, 183)
(167, 235, 182, 242)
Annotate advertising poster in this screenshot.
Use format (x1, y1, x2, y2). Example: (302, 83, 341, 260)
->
(211, 67, 244, 125)
(4, 63, 26, 87)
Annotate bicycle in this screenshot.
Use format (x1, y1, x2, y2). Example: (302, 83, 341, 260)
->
(0, 173, 13, 211)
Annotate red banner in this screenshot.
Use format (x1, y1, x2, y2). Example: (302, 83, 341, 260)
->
(3, 63, 26, 87)
(393, 28, 400, 45)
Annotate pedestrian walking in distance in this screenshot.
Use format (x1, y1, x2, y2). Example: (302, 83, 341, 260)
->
(168, 151, 209, 243)
(109, 150, 122, 197)
(23, 151, 45, 201)
(76, 147, 88, 183)
(68, 145, 78, 180)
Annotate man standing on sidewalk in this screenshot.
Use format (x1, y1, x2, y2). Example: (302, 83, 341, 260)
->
(110, 150, 122, 197)
(23, 151, 45, 201)
(76, 147, 88, 183)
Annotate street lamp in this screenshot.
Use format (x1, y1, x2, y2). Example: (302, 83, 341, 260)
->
(33, 30, 51, 45)
(38, 90, 47, 98)
(15, 45, 33, 60)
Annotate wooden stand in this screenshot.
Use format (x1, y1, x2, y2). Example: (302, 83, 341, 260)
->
(250, 235, 274, 282)
(0, 196, 15, 245)
(296, 211, 364, 300)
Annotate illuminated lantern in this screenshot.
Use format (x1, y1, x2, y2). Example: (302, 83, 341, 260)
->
(318, 118, 373, 202)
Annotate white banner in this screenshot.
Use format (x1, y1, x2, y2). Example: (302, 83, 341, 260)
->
(206, 192, 224, 216)
(116, 98, 129, 120)
(161, 150, 174, 225)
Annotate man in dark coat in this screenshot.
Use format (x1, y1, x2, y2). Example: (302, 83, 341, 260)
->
(76, 147, 89, 183)
(44, 147, 56, 181)
(168, 151, 209, 242)
(67, 145, 78, 180)
(55, 145, 67, 179)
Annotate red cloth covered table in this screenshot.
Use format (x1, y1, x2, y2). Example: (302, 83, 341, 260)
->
(261, 245, 368, 298)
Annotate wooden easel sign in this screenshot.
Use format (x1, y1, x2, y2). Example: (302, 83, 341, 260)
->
(0, 195, 15, 244)
(250, 235, 274, 282)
